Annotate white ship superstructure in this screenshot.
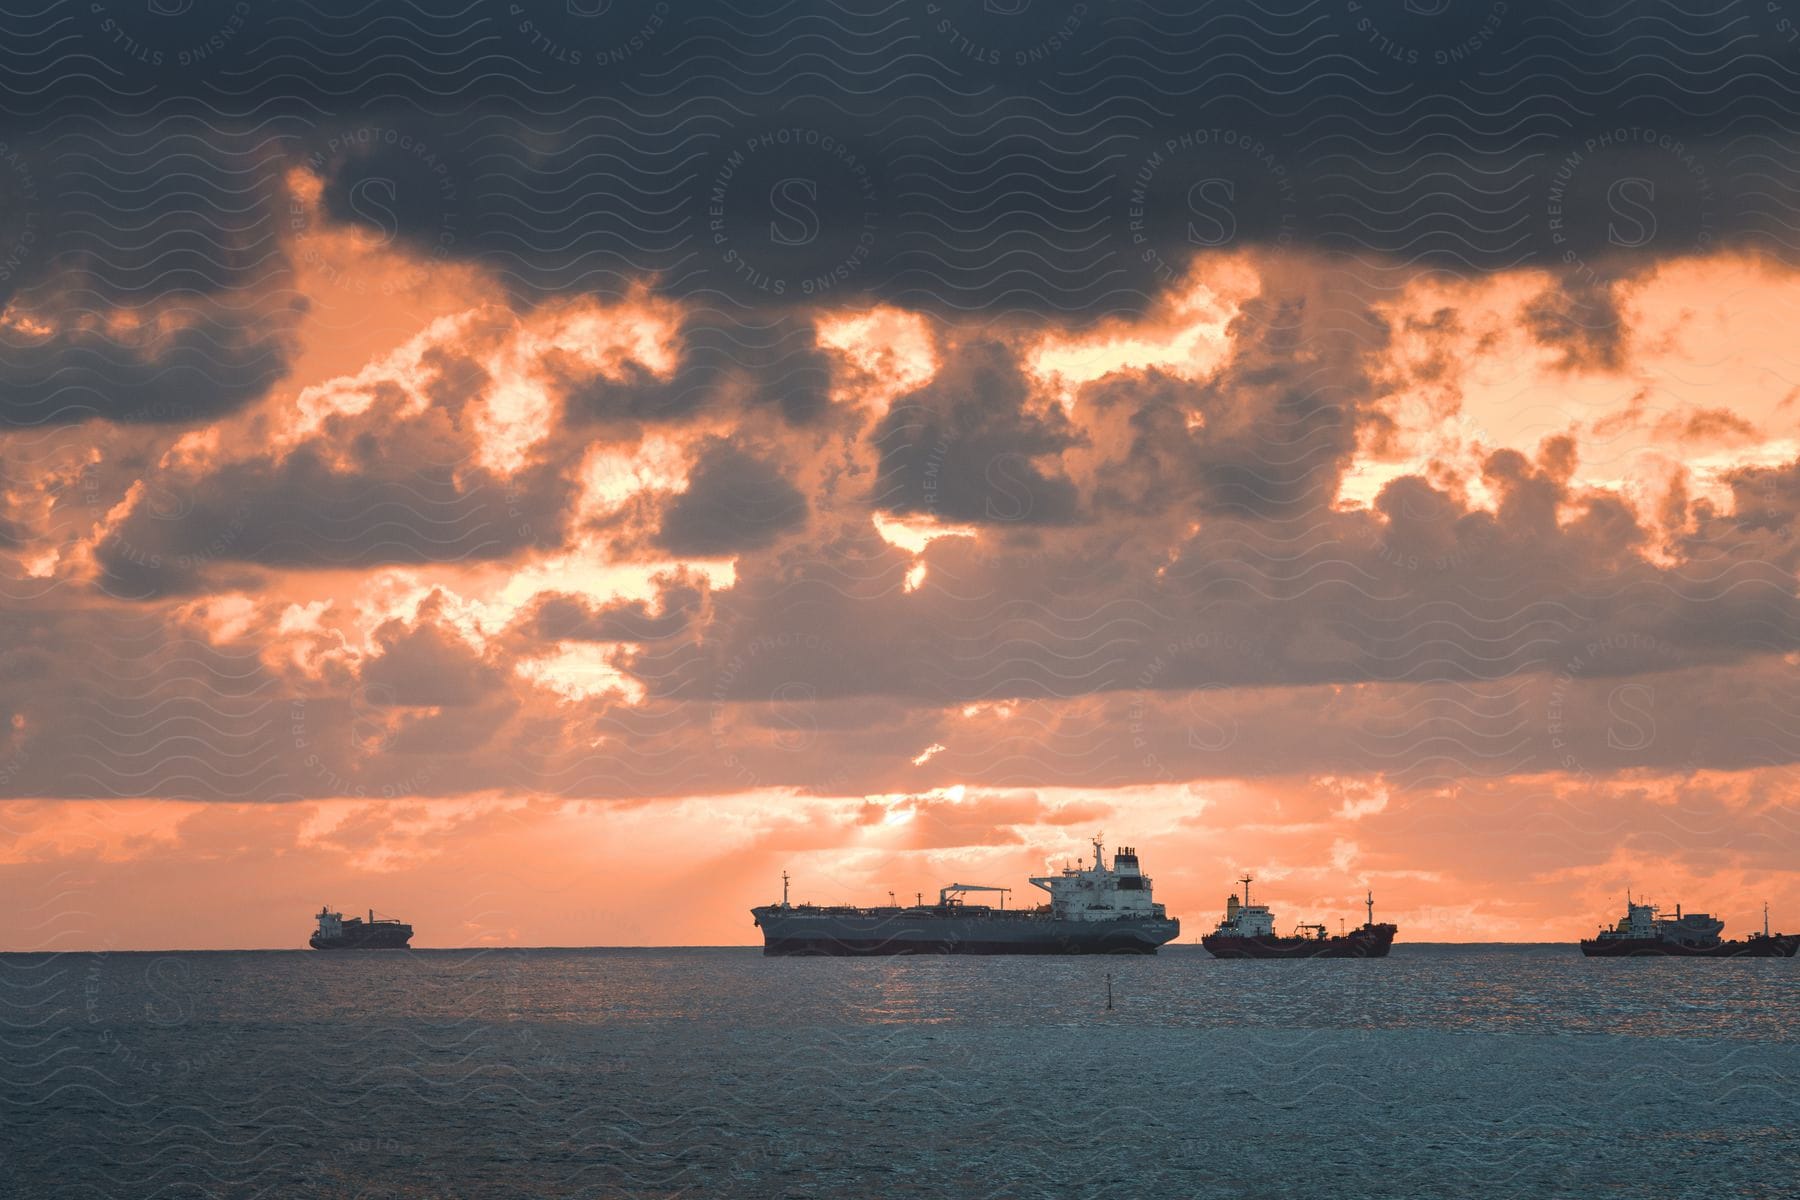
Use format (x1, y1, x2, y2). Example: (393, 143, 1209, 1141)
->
(1028, 841, 1169, 921)
(1201, 876, 1398, 958)
(1591, 898, 1725, 947)
(751, 838, 1180, 955)
(1581, 893, 1797, 957)
(1210, 875, 1277, 938)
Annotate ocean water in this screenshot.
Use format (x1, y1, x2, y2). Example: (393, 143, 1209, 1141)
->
(2, 945, 1795, 1199)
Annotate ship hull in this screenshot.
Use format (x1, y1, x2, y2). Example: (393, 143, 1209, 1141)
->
(752, 908, 1179, 956)
(1580, 934, 1798, 958)
(1202, 924, 1397, 959)
(309, 926, 413, 950)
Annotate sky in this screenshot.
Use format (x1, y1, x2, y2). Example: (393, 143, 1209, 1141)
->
(2, 1, 1799, 948)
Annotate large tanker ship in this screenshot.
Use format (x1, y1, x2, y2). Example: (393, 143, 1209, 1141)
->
(309, 906, 413, 950)
(1200, 876, 1396, 959)
(751, 840, 1180, 955)
(1580, 898, 1797, 958)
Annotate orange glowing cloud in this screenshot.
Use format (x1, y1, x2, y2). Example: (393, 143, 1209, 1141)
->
(815, 305, 939, 412)
(6, 237, 1800, 953)
(1026, 256, 1258, 396)
(1348, 253, 1800, 532)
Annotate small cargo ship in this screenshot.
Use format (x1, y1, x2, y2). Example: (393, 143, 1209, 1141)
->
(1200, 876, 1396, 959)
(751, 839, 1180, 955)
(310, 905, 413, 950)
(1580, 898, 1796, 958)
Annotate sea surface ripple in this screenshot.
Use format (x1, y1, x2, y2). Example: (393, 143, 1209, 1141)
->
(2, 944, 1795, 1198)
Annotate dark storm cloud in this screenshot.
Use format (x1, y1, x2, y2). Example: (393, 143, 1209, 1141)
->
(518, 578, 706, 644)
(4, 2, 1800, 806)
(7, 3, 1789, 318)
(870, 338, 1083, 526)
(0, 597, 522, 801)
(0, 461, 27, 549)
(553, 313, 833, 428)
(1084, 292, 1379, 520)
(1681, 458, 1800, 579)
(548, 355, 703, 428)
(361, 607, 503, 708)
(0, 117, 298, 301)
(0, 603, 296, 801)
(8, 428, 1800, 802)
(88, 326, 571, 596)
(660, 372, 1800, 718)
(0, 295, 303, 428)
(1716, 458, 1800, 532)
(5, 598, 1796, 803)
(654, 438, 809, 557)
(312, 116, 469, 264)
(0, 117, 306, 426)
(93, 448, 571, 598)
(1521, 276, 1630, 373)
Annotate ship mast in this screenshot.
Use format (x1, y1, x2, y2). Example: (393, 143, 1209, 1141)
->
(1366, 890, 1374, 926)
(1238, 874, 1253, 907)
(781, 870, 790, 909)
(1766, 901, 1771, 938)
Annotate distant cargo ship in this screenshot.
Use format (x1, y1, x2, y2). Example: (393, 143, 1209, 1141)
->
(310, 906, 413, 950)
(1580, 898, 1797, 958)
(751, 839, 1180, 955)
(1200, 876, 1396, 959)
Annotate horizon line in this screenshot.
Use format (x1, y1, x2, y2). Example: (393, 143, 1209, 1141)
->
(2, 940, 1620, 954)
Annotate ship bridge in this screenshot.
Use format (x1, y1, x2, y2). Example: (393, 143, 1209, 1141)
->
(1597, 897, 1727, 948)
(1213, 875, 1276, 937)
(1028, 838, 1165, 922)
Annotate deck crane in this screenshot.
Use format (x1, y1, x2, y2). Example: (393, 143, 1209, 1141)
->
(938, 883, 1011, 909)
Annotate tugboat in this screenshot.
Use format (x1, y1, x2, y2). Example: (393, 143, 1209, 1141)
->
(1200, 876, 1397, 959)
(309, 906, 413, 950)
(751, 839, 1181, 955)
(1580, 897, 1797, 958)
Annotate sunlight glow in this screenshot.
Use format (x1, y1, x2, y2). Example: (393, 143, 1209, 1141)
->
(515, 642, 647, 704)
(815, 306, 939, 412)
